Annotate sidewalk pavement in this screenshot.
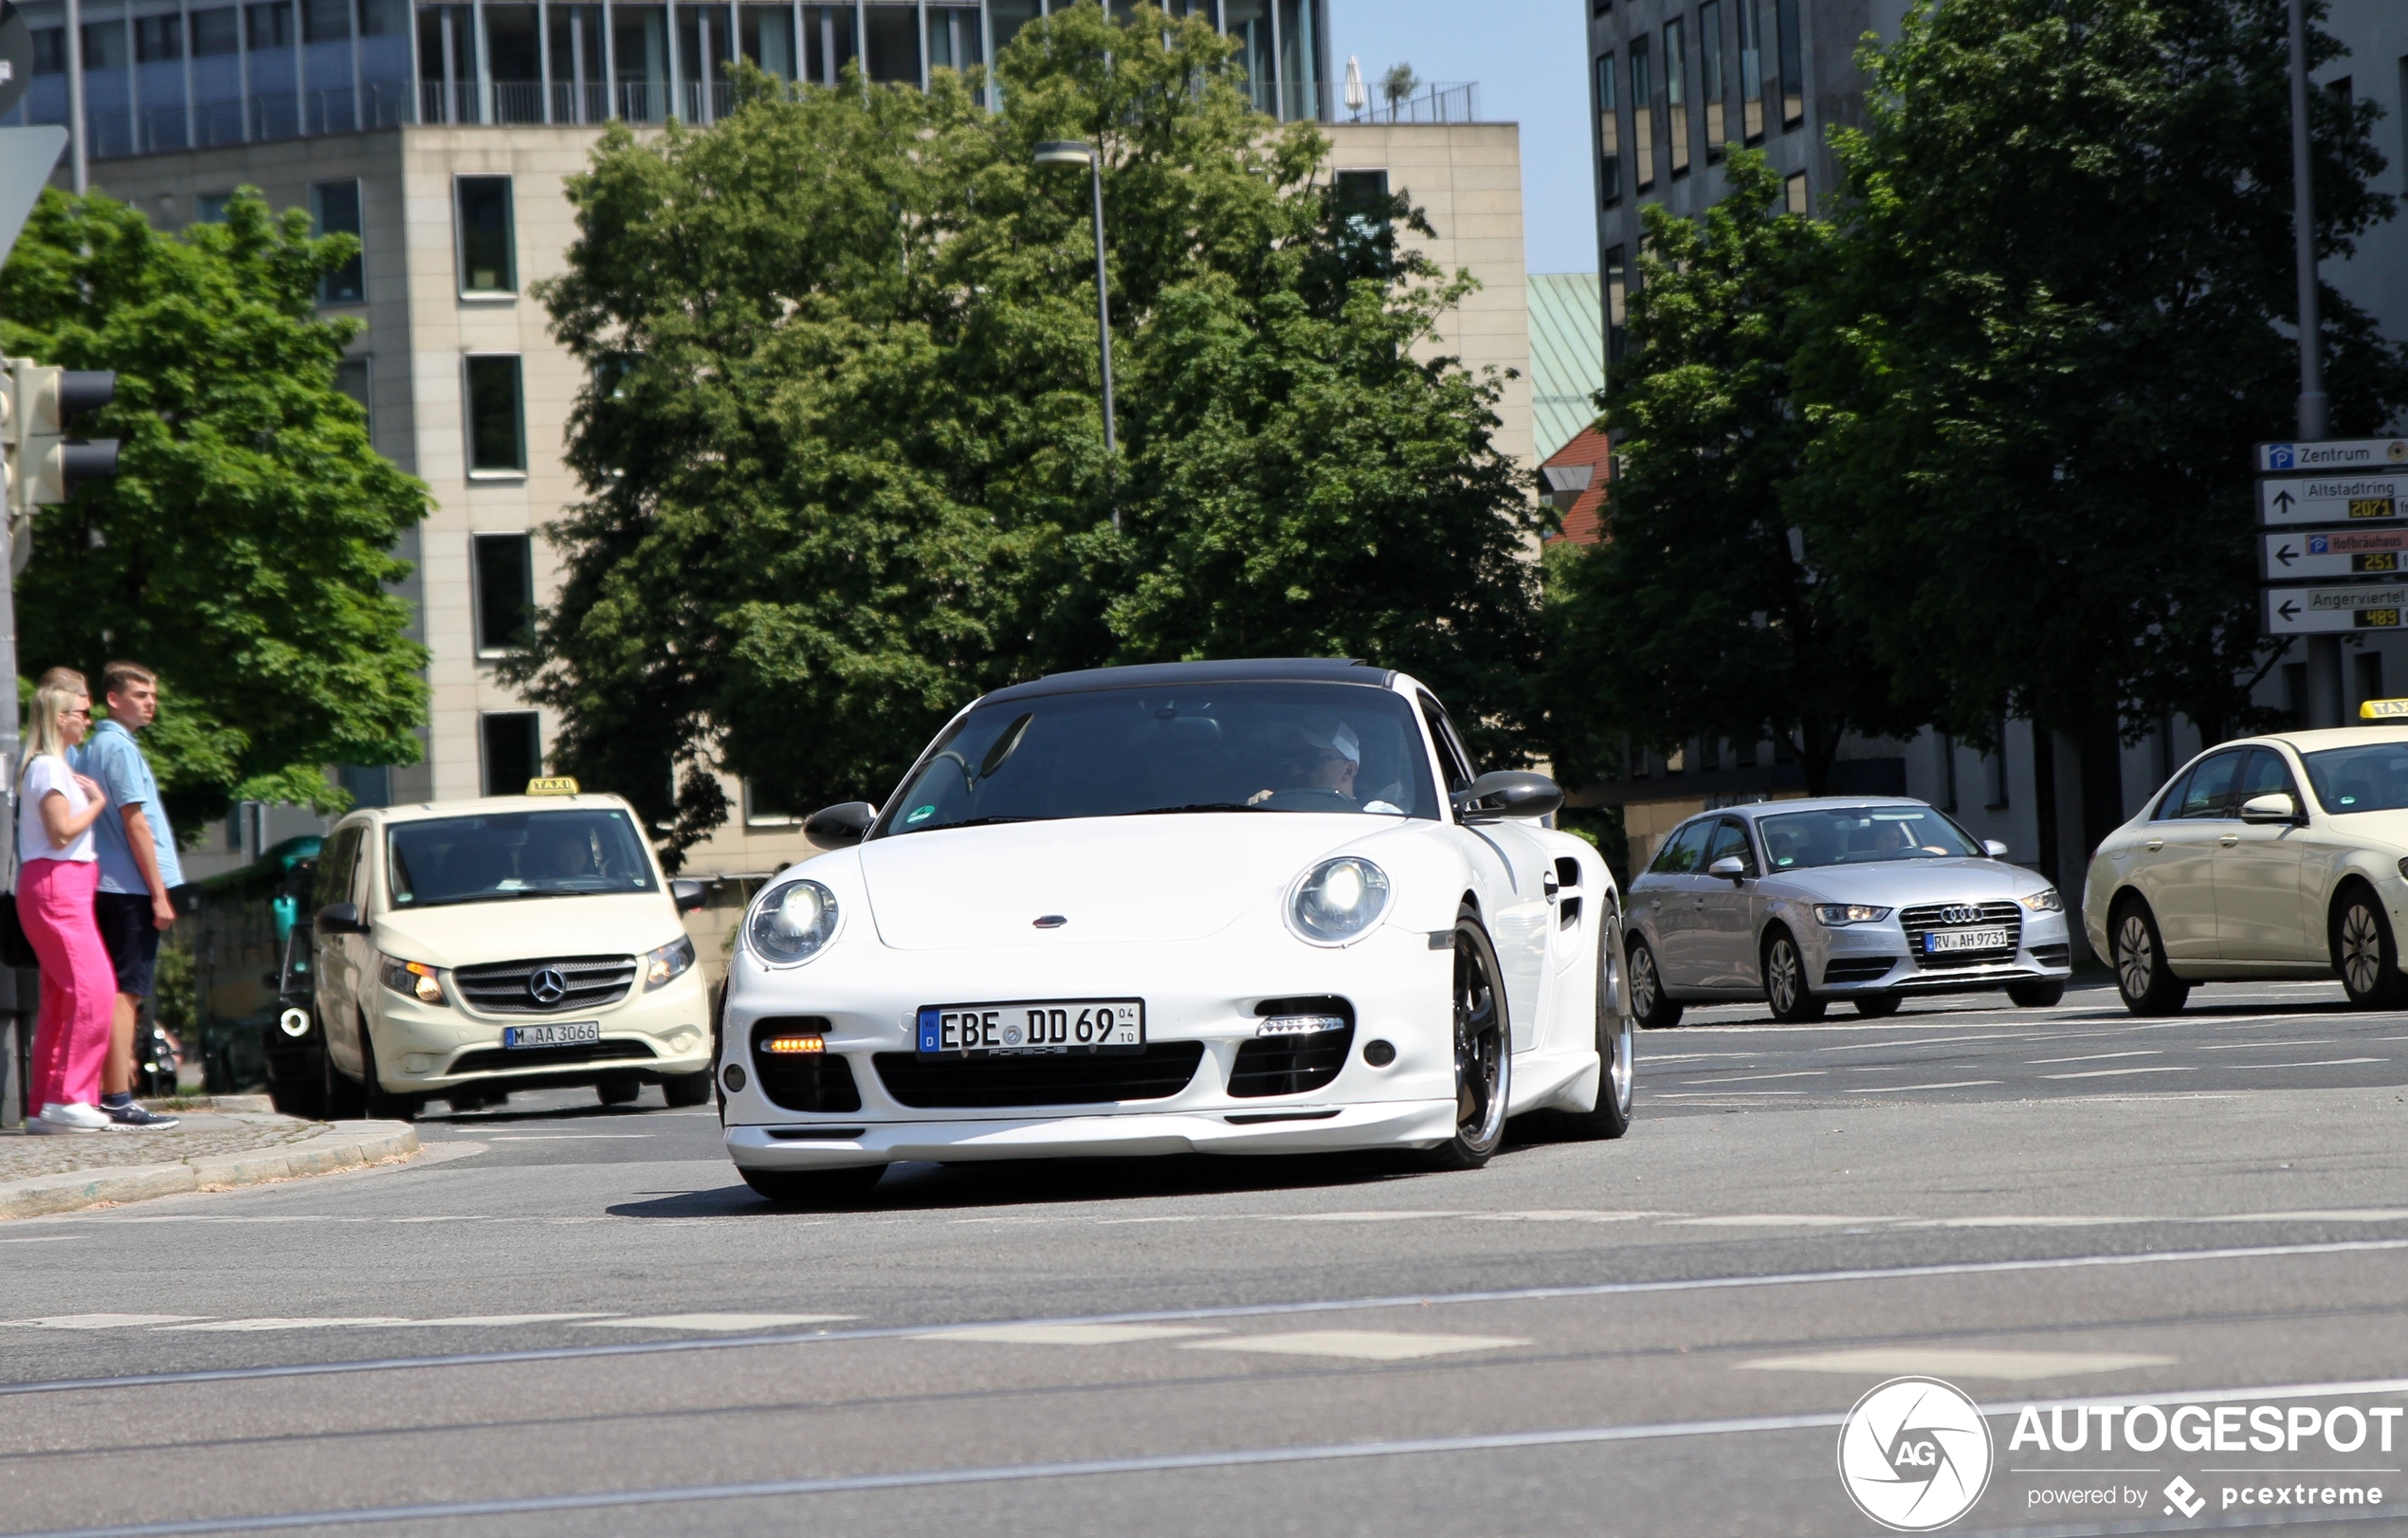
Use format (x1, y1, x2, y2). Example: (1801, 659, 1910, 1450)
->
(0, 1099, 420, 1218)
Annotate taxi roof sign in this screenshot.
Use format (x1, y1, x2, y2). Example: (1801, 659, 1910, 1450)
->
(524, 776, 581, 796)
(2359, 700, 2408, 720)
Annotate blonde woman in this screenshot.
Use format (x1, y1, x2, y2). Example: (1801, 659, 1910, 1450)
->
(19, 671, 115, 1132)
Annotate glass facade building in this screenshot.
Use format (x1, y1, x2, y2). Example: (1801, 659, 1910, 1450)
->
(7, 0, 1332, 151)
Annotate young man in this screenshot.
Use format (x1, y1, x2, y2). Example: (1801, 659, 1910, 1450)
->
(78, 662, 184, 1131)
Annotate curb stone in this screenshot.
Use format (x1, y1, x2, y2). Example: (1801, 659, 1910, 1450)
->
(0, 1123, 421, 1219)
(139, 1095, 277, 1114)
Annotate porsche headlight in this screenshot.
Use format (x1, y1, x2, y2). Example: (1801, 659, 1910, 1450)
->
(643, 933, 697, 990)
(749, 879, 839, 964)
(1814, 904, 1890, 926)
(1287, 856, 1392, 946)
(377, 954, 447, 1005)
(2019, 888, 2065, 913)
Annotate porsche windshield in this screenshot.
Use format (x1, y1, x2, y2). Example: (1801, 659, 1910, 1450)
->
(1755, 806, 1983, 870)
(878, 684, 1440, 835)
(387, 808, 659, 908)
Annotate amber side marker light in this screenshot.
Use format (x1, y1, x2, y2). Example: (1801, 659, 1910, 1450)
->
(762, 1035, 826, 1054)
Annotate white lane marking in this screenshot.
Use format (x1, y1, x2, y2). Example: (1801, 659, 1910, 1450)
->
(1459, 1211, 1675, 1223)
(2197, 1039, 2336, 1050)
(1675, 1071, 1826, 1085)
(2198, 1209, 2408, 1223)
(1180, 1330, 1529, 1362)
(1739, 1347, 2176, 1381)
(14, 1238, 2408, 1400)
(485, 1134, 658, 1141)
(361, 1314, 623, 1327)
(2221, 1057, 2388, 1070)
(159, 1318, 412, 1332)
(574, 1313, 855, 1331)
(2025, 1051, 2162, 1065)
(1813, 1034, 2033, 1053)
(2040, 1067, 2196, 1079)
(1890, 1217, 2132, 1230)
(1653, 1090, 1808, 1099)
(1261, 1211, 1469, 1222)
(1667, 1215, 1882, 1228)
(6, 1314, 205, 1329)
(919, 1324, 1225, 1346)
(1846, 1080, 2003, 1092)
(0, 1236, 83, 1245)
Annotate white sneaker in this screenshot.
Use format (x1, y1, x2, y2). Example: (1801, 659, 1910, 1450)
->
(35, 1103, 111, 1133)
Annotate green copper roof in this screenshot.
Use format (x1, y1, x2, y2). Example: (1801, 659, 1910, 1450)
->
(1528, 272, 1604, 461)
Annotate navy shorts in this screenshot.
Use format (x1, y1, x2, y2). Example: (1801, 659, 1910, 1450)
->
(93, 890, 163, 998)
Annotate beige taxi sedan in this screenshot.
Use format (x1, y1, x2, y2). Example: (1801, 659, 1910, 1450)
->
(2084, 728, 2408, 1015)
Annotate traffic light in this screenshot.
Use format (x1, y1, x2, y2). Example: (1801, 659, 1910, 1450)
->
(2, 358, 119, 571)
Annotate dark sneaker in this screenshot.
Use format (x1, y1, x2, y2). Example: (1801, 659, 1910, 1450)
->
(101, 1102, 180, 1130)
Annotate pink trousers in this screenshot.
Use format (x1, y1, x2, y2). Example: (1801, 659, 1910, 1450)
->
(23, 857, 112, 1112)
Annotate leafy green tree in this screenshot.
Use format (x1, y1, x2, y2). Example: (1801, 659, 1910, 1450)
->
(521, 2, 1539, 855)
(1547, 153, 1920, 795)
(1791, 0, 2408, 766)
(2, 189, 431, 831)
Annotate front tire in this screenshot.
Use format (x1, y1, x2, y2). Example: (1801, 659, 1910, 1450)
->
(1761, 928, 1827, 1022)
(1559, 909, 1636, 1140)
(1411, 915, 1513, 1171)
(662, 1071, 714, 1108)
(740, 1164, 885, 1206)
(322, 1024, 365, 1120)
(1627, 936, 1684, 1030)
(2112, 898, 2189, 1016)
(2333, 886, 2408, 1009)
(358, 1027, 420, 1122)
(1852, 993, 1902, 1018)
(2007, 980, 2066, 1008)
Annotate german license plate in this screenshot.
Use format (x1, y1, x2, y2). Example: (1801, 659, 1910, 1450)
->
(1924, 927, 2011, 955)
(502, 1020, 601, 1049)
(916, 1000, 1144, 1057)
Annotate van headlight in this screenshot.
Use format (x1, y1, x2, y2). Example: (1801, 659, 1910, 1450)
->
(1287, 857, 1392, 946)
(643, 934, 696, 990)
(749, 879, 839, 965)
(377, 954, 447, 1005)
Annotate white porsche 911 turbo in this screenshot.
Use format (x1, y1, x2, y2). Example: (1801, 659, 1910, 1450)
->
(716, 659, 1636, 1203)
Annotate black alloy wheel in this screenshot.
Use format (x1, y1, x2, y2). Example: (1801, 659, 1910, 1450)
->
(2334, 887, 2408, 1010)
(2111, 899, 2189, 1016)
(742, 1164, 886, 1206)
(1559, 907, 1636, 1140)
(1627, 936, 1684, 1030)
(1413, 914, 1513, 1171)
(1761, 928, 1827, 1023)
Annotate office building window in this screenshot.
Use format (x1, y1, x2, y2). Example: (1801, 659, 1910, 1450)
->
(473, 533, 537, 656)
(1596, 53, 1620, 206)
(744, 780, 801, 827)
(81, 16, 130, 66)
(1784, 171, 1808, 214)
(189, 7, 237, 53)
(2356, 649, 2383, 712)
(246, 1, 292, 49)
(481, 712, 544, 797)
(1630, 36, 1655, 192)
(1334, 169, 1391, 235)
(312, 180, 366, 306)
(136, 13, 183, 60)
(337, 764, 392, 810)
(335, 357, 373, 433)
(1776, 0, 1803, 129)
(454, 175, 517, 295)
(465, 355, 526, 474)
(1700, 2, 1725, 158)
(1605, 246, 1628, 365)
(1738, 0, 1764, 141)
(194, 192, 233, 224)
(1664, 18, 1689, 178)
(31, 26, 66, 72)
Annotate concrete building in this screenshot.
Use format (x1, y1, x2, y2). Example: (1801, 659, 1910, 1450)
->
(9, 0, 1532, 889)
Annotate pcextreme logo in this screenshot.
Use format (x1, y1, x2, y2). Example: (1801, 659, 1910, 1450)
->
(1837, 1377, 1996, 1531)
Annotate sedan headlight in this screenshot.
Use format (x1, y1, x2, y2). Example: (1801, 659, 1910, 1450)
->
(2019, 888, 2065, 913)
(643, 933, 696, 990)
(749, 879, 839, 965)
(377, 954, 447, 1006)
(1287, 856, 1392, 945)
(1814, 904, 1891, 926)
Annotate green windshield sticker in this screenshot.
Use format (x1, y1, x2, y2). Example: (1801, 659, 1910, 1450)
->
(906, 805, 936, 824)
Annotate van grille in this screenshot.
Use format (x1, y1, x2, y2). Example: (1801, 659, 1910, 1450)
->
(452, 1040, 656, 1074)
(453, 955, 638, 1016)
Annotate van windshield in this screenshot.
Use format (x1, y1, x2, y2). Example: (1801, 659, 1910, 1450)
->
(387, 808, 658, 909)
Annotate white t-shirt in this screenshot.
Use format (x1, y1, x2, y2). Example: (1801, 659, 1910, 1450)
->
(20, 753, 98, 865)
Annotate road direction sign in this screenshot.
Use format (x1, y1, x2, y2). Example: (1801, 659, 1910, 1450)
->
(2257, 438, 2408, 473)
(2259, 473, 2406, 527)
(2263, 527, 2408, 581)
(2265, 582, 2408, 634)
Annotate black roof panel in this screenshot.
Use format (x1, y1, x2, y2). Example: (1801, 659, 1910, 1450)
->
(980, 658, 1391, 705)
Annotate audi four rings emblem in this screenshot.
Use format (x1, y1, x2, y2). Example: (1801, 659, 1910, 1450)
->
(527, 966, 569, 1005)
(1940, 906, 1981, 925)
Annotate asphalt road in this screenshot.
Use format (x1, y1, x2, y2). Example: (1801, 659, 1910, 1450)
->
(3, 979, 2406, 1538)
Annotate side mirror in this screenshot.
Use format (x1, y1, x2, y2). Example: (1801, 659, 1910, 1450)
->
(1706, 855, 1749, 882)
(805, 801, 877, 847)
(2239, 792, 2302, 825)
(1983, 840, 2010, 858)
(314, 902, 366, 936)
(1457, 771, 1564, 822)
(670, 877, 708, 914)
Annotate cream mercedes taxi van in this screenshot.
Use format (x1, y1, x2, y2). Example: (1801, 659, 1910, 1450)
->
(304, 780, 712, 1118)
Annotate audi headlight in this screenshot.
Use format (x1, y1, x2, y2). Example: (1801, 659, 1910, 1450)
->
(377, 954, 447, 1005)
(644, 933, 696, 990)
(1814, 904, 1891, 926)
(2019, 888, 2065, 913)
(749, 879, 839, 964)
(1287, 856, 1392, 946)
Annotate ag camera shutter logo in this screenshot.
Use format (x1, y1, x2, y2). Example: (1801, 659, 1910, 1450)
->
(1837, 1377, 1995, 1530)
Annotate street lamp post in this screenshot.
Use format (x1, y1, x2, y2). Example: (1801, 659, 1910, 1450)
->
(2286, 0, 2341, 727)
(1033, 138, 1118, 529)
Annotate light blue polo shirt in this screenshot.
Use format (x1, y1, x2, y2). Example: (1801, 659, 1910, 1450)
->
(75, 720, 185, 895)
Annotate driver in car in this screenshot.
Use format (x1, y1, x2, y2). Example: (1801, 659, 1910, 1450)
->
(536, 826, 597, 882)
(1248, 720, 1362, 807)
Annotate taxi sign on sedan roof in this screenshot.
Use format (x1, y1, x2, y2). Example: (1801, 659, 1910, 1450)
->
(524, 776, 581, 796)
(2360, 700, 2408, 721)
